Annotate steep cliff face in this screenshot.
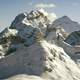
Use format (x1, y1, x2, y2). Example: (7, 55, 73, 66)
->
(0, 9, 80, 80)
(65, 31, 80, 46)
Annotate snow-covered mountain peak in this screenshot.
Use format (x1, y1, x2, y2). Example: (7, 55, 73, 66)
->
(0, 9, 80, 80)
(10, 9, 57, 29)
(9, 9, 51, 46)
(51, 16, 80, 32)
(57, 16, 73, 23)
(8, 9, 57, 47)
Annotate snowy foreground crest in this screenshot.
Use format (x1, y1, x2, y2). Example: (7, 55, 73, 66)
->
(0, 9, 80, 80)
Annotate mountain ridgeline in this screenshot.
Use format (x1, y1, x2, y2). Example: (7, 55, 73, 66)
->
(0, 9, 80, 80)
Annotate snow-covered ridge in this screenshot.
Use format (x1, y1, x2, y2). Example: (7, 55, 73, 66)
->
(0, 9, 80, 80)
(0, 40, 80, 80)
(50, 16, 80, 32)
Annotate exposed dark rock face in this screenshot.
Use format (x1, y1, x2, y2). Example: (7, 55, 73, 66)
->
(65, 31, 80, 46)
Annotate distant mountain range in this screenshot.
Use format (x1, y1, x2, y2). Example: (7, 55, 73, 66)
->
(50, 16, 80, 33)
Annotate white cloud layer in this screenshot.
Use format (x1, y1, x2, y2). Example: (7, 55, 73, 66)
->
(48, 13, 57, 22)
(38, 9, 57, 22)
(35, 3, 56, 8)
(28, 2, 33, 5)
(72, 2, 79, 6)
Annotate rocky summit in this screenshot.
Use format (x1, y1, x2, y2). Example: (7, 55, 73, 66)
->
(0, 9, 80, 80)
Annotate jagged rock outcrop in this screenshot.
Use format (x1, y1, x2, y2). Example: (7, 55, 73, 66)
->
(46, 27, 69, 42)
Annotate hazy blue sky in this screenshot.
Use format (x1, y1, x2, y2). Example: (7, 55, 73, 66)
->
(0, 0, 80, 29)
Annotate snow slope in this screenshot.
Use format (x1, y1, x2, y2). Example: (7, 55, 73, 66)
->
(0, 40, 80, 80)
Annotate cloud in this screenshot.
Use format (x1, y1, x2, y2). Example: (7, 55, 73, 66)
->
(35, 3, 56, 8)
(48, 13, 57, 22)
(28, 2, 33, 6)
(38, 9, 57, 21)
(72, 2, 79, 6)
